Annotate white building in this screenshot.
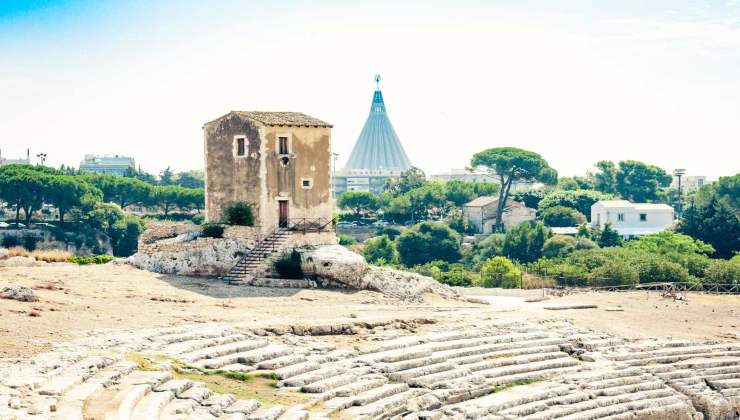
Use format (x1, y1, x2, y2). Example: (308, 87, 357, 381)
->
(79, 154, 135, 176)
(590, 200, 675, 238)
(671, 175, 707, 190)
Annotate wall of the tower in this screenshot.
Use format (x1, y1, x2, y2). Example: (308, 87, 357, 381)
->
(204, 113, 334, 234)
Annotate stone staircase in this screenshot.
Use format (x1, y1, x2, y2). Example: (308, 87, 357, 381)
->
(222, 227, 292, 285)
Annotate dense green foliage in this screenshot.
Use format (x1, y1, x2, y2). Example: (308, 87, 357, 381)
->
(502, 222, 551, 263)
(201, 223, 225, 238)
(337, 191, 379, 217)
(396, 222, 462, 266)
(540, 206, 586, 227)
(542, 235, 578, 258)
(362, 235, 397, 264)
(679, 174, 739, 258)
(223, 202, 255, 226)
(538, 189, 612, 220)
(68, 255, 116, 265)
(480, 257, 522, 288)
(274, 250, 304, 279)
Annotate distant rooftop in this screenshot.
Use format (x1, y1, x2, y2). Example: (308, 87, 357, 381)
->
(207, 111, 332, 127)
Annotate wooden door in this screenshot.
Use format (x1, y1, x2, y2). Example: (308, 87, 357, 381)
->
(279, 201, 289, 227)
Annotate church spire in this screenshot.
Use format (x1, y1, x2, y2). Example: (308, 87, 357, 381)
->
(343, 75, 412, 172)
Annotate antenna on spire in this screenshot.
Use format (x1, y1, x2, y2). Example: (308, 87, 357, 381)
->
(374, 74, 381, 90)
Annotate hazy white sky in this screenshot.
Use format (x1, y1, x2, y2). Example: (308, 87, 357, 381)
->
(1, 0, 739, 179)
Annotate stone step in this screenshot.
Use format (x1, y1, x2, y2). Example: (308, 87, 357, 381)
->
(203, 393, 236, 409)
(378, 355, 449, 373)
(475, 358, 580, 381)
(499, 391, 592, 417)
(257, 355, 308, 370)
(332, 377, 387, 398)
(224, 399, 261, 415)
(178, 383, 214, 403)
(301, 371, 364, 394)
(38, 356, 114, 396)
(345, 388, 425, 419)
(436, 338, 567, 362)
(448, 344, 564, 366)
(154, 379, 194, 395)
(162, 334, 248, 355)
(282, 367, 344, 388)
(464, 352, 570, 373)
(221, 363, 256, 372)
(105, 383, 152, 420)
(609, 344, 740, 362)
(354, 383, 410, 406)
(388, 362, 456, 382)
(236, 345, 293, 365)
(247, 404, 286, 419)
(130, 389, 174, 419)
(409, 367, 472, 389)
(154, 329, 231, 345)
(521, 389, 677, 419)
(625, 351, 740, 366)
(280, 406, 310, 420)
(542, 395, 691, 420)
(179, 339, 270, 363)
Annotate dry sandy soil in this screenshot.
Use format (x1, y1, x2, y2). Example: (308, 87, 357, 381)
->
(1, 263, 738, 359)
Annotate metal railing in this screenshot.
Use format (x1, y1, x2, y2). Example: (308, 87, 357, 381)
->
(287, 217, 333, 233)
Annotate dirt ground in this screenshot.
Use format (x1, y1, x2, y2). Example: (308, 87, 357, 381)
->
(1, 263, 739, 359)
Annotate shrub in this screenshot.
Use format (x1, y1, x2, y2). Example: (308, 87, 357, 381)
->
(574, 237, 598, 250)
(633, 253, 690, 283)
(376, 227, 401, 240)
(109, 216, 144, 257)
(192, 214, 204, 225)
(436, 269, 474, 287)
(396, 222, 462, 267)
(362, 235, 397, 264)
(337, 234, 357, 246)
(542, 235, 577, 258)
(540, 206, 586, 227)
(31, 249, 72, 263)
(502, 221, 551, 263)
(1, 236, 21, 248)
(538, 189, 612, 220)
(223, 202, 255, 226)
(201, 223, 225, 238)
(6, 246, 29, 257)
(274, 250, 304, 279)
(589, 259, 639, 287)
(480, 256, 522, 288)
(704, 256, 740, 284)
(68, 255, 115, 265)
(595, 223, 621, 247)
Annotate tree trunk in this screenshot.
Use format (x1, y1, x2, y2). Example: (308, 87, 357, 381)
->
(495, 170, 515, 232)
(163, 203, 170, 218)
(15, 202, 21, 225)
(58, 207, 65, 226)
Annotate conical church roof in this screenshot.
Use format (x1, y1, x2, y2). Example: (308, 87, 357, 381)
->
(343, 76, 412, 171)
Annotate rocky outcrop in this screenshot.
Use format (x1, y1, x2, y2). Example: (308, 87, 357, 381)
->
(299, 245, 461, 301)
(128, 238, 254, 276)
(1, 286, 38, 302)
(0, 247, 8, 259)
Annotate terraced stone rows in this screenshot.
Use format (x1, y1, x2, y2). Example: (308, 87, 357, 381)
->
(2, 321, 740, 419)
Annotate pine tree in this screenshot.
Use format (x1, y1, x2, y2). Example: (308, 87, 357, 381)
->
(597, 222, 622, 247)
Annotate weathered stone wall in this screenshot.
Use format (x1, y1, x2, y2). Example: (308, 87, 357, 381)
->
(203, 113, 334, 235)
(203, 113, 263, 224)
(129, 238, 254, 276)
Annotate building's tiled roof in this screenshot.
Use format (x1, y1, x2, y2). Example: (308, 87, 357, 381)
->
(464, 196, 524, 210)
(235, 111, 332, 127)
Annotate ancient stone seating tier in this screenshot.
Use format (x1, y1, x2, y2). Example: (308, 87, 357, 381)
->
(1, 321, 739, 419)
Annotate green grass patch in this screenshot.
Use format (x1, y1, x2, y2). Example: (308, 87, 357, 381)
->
(68, 255, 115, 265)
(126, 353, 169, 371)
(489, 378, 540, 394)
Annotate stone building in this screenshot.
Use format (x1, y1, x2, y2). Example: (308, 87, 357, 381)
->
(463, 196, 536, 234)
(203, 111, 334, 234)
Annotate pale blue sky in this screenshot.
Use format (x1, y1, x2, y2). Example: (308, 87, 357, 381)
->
(2, 0, 739, 178)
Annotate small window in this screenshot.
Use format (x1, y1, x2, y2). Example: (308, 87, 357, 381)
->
(617, 213, 624, 222)
(278, 137, 289, 154)
(301, 178, 313, 189)
(640, 213, 647, 222)
(236, 138, 245, 156)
